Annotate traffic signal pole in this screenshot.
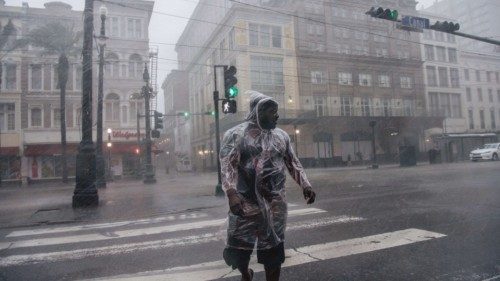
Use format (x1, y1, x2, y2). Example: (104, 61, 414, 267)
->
(450, 31, 500, 46)
(213, 65, 226, 196)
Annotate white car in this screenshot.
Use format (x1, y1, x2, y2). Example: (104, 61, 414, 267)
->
(469, 143, 500, 161)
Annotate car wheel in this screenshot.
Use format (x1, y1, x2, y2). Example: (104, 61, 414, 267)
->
(493, 153, 499, 161)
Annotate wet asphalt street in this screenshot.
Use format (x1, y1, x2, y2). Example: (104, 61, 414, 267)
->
(0, 161, 499, 281)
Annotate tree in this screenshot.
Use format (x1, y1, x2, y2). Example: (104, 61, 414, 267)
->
(23, 22, 82, 183)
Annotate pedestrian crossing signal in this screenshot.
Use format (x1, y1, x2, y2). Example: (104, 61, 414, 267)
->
(222, 99, 237, 114)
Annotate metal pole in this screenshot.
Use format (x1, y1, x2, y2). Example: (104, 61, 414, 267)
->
(73, 0, 98, 207)
(370, 121, 378, 169)
(136, 112, 141, 179)
(452, 31, 500, 46)
(95, 16, 106, 188)
(142, 64, 156, 184)
(214, 65, 223, 196)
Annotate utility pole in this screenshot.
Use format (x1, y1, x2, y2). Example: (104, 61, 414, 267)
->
(141, 64, 156, 184)
(369, 120, 378, 169)
(73, 0, 98, 207)
(213, 65, 225, 196)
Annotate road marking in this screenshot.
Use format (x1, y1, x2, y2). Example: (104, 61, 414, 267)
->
(2, 208, 327, 249)
(483, 275, 500, 281)
(83, 228, 445, 281)
(0, 215, 363, 267)
(6, 213, 209, 238)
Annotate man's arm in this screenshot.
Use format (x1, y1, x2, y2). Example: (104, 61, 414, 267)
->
(283, 134, 316, 204)
(220, 130, 244, 215)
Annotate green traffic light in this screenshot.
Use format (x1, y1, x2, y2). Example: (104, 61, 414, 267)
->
(228, 86, 239, 98)
(184, 112, 189, 117)
(389, 10, 398, 21)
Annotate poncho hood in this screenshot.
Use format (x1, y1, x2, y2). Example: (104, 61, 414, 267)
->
(245, 90, 278, 129)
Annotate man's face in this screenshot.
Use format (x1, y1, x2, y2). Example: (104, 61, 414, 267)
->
(259, 104, 279, 130)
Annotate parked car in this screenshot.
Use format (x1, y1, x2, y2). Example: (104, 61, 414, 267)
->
(469, 143, 500, 161)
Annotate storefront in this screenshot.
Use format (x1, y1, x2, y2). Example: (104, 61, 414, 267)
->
(24, 144, 78, 181)
(0, 147, 21, 182)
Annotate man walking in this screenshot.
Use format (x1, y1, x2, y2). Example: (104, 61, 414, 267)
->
(220, 91, 316, 281)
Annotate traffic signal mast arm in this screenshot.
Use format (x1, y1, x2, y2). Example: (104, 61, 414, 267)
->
(366, 7, 500, 46)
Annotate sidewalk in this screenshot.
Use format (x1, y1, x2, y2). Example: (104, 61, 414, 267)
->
(0, 162, 429, 229)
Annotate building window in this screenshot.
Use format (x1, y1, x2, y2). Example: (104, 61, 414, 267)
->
(129, 97, 144, 122)
(486, 71, 492, 82)
(488, 89, 493, 102)
(128, 54, 142, 78)
(249, 23, 282, 48)
(477, 88, 483, 102)
(375, 48, 388, 57)
(378, 75, 390, 88)
(30, 107, 42, 127)
(2, 63, 17, 90)
(451, 94, 462, 118)
(424, 45, 434, 61)
(400, 76, 412, 89)
(496, 72, 499, 83)
(403, 99, 414, 116)
(121, 105, 128, 124)
(468, 109, 474, 130)
(127, 18, 141, 39)
(429, 92, 439, 116)
(30, 64, 42, 90)
(311, 71, 326, 84)
(450, 68, 460, 88)
(105, 52, 120, 78)
(476, 70, 481, 82)
(497, 89, 500, 103)
(0, 103, 15, 131)
(229, 28, 235, 50)
(438, 67, 448, 87)
(52, 108, 61, 128)
(314, 96, 326, 117)
(448, 48, 457, 63)
(359, 73, 372, 87)
(361, 98, 371, 116)
(75, 107, 81, 127)
(436, 46, 446, 62)
(466, 87, 471, 102)
(491, 109, 496, 129)
(439, 93, 451, 117)
(382, 99, 392, 117)
(111, 17, 119, 37)
(464, 69, 469, 81)
(479, 110, 485, 129)
(105, 93, 120, 122)
(250, 56, 283, 87)
(426, 66, 437, 87)
(75, 65, 82, 91)
(338, 72, 352, 85)
(340, 97, 352, 116)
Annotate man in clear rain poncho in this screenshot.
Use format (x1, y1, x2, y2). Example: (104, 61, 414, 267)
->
(220, 90, 316, 281)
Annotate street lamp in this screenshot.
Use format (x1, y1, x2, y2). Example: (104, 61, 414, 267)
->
(141, 64, 156, 184)
(73, 0, 98, 207)
(106, 128, 113, 180)
(369, 120, 379, 169)
(95, 4, 108, 189)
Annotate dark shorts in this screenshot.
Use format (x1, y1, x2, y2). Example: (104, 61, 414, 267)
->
(223, 242, 285, 270)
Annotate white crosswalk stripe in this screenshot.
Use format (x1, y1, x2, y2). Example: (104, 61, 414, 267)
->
(0, 203, 446, 281)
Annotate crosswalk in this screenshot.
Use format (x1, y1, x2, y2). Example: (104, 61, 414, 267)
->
(0, 203, 447, 280)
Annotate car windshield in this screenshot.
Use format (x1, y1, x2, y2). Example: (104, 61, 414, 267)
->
(1, 0, 499, 280)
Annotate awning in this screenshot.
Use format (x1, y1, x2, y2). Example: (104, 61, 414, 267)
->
(24, 144, 79, 156)
(0, 147, 20, 156)
(109, 143, 140, 154)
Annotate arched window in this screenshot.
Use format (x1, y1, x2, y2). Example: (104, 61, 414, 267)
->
(105, 52, 120, 78)
(105, 93, 120, 122)
(128, 54, 142, 78)
(129, 93, 143, 122)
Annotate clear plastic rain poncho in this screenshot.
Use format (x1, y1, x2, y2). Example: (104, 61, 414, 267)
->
(220, 90, 312, 250)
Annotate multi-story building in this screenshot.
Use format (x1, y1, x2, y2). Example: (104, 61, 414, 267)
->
(424, 0, 500, 55)
(0, 0, 153, 184)
(174, 0, 444, 169)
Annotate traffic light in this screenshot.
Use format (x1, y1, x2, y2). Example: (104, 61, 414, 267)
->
(224, 66, 238, 99)
(430, 21, 460, 33)
(205, 111, 215, 116)
(365, 7, 398, 21)
(222, 99, 237, 114)
(177, 111, 190, 119)
(154, 110, 163, 130)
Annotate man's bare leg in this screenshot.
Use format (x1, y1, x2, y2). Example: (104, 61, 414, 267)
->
(238, 262, 253, 281)
(265, 265, 281, 281)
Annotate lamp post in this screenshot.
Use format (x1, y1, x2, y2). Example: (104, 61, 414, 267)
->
(141, 64, 156, 184)
(369, 120, 379, 169)
(95, 5, 108, 188)
(106, 128, 113, 180)
(73, 0, 98, 207)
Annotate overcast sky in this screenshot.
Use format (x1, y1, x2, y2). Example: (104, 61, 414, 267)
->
(4, 0, 440, 112)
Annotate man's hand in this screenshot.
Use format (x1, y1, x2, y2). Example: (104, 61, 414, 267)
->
(226, 189, 244, 216)
(303, 186, 316, 204)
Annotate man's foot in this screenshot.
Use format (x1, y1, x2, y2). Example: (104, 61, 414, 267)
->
(241, 268, 254, 281)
